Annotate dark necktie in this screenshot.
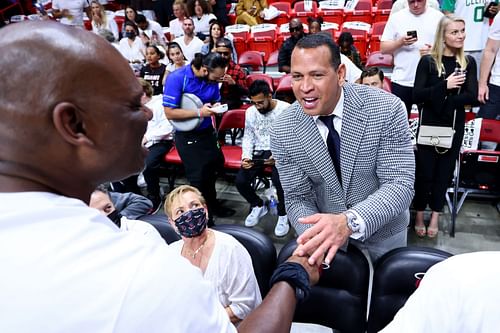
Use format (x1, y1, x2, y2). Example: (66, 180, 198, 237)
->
(319, 115, 341, 181)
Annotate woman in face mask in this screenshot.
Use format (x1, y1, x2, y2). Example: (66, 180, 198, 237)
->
(117, 21, 145, 65)
(164, 185, 262, 324)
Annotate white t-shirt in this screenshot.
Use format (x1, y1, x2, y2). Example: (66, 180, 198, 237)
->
(488, 14, 500, 87)
(119, 216, 166, 244)
(91, 13, 119, 41)
(52, 0, 89, 26)
(192, 13, 217, 36)
(144, 95, 175, 146)
(381, 7, 443, 87)
(173, 36, 204, 63)
(381, 251, 500, 333)
(139, 19, 167, 45)
(170, 229, 262, 320)
(118, 37, 145, 63)
(341, 53, 362, 83)
(169, 18, 184, 38)
(242, 99, 290, 159)
(0, 192, 236, 333)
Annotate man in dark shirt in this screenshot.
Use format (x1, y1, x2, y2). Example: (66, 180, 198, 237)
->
(215, 37, 248, 110)
(278, 18, 305, 73)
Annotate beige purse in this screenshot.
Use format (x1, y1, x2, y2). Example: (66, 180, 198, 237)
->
(417, 109, 456, 154)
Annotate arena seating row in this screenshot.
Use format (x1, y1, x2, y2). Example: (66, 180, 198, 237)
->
(228, 0, 393, 26)
(139, 215, 453, 333)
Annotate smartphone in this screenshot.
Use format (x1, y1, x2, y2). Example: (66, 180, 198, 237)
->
(407, 30, 417, 39)
(454, 68, 467, 76)
(251, 158, 265, 167)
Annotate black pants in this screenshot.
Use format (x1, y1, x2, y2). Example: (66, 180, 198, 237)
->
(113, 140, 173, 197)
(235, 150, 286, 216)
(413, 135, 462, 212)
(391, 82, 414, 118)
(175, 127, 224, 218)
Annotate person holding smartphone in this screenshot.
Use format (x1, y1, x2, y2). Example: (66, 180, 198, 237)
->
(412, 15, 478, 238)
(381, 0, 443, 117)
(235, 80, 291, 237)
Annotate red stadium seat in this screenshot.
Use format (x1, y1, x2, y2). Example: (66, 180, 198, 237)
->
(268, 1, 291, 27)
(226, 24, 250, 57)
(293, 1, 318, 24)
(238, 50, 265, 72)
(373, 0, 392, 23)
(246, 73, 274, 92)
(318, 1, 344, 27)
(249, 24, 278, 63)
(365, 51, 393, 69)
(344, 0, 373, 25)
(369, 21, 387, 53)
(218, 109, 247, 170)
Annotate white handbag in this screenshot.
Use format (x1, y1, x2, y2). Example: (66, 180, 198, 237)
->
(417, 109, 456, 154)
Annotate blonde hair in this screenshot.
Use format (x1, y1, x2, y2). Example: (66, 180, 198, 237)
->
(430, 15, 467, 78)
(138, 78, 153, 97)
(91, 0, 108, 27)
(164, 185, 206, 218)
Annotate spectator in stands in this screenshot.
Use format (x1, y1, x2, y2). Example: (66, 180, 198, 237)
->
(123, 5, 138, 34)
(381, 0, 443, 116)
(130, 0, 155, 21)
(140, 45, 167, 96)
(360, 67, 385, 89)
(308, 32, 362, 83)
(173, 17, 205, 62)
(169, 0, 188, 40)
(236, 80, 291, 237)
(380, 251, 500, 333)
(0, 20, 321, 332)
(271, 33, 415, 265)
(115, 79, 174, 211)
(90, 185, 164, 242)
(307, 16, 323, 35)
(443, 0, 491, 76)
(135, 13, 167, 46)
(163, 52, 228, 226)
(164, 41, 188, 79)
(413, 15, 478, 238)
(215, 37, 247, 110)
(188, 0, 217, 41)
(50, 0, 91, 27)
(337, 31, 363, 70)
(478, 13, 500, 121)
(165, 185, 262, 323)
(278, 18, 305, 73)
(108, 187, 154, 219)
(118, 21, 145, 66)
(236, 0, 268, 26)
(211, 0, 230, 26)
(390, 0, 440, 15)
(202, 20, 238, 62)
(90, 0, 119, 40)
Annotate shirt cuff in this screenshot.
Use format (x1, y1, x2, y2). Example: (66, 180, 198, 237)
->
(348, 209, 366, 241)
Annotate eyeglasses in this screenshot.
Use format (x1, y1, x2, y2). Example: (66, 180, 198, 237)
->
(289, 26, 303, 32)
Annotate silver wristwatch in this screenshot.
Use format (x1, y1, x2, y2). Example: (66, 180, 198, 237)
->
(344, 210, 360, 233)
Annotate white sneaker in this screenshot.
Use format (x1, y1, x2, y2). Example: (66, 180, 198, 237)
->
(245, 205, 268, 227)
(274, 215, 290, 237)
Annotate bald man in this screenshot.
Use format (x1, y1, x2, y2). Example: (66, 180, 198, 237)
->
(278, 18, 305, 73)
(0, 21, 319, 333)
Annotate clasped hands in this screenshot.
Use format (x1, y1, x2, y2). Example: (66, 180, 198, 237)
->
(293, 213, 352, 267)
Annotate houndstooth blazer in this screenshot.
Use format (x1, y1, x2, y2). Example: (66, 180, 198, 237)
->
(270, 83, 415, 243)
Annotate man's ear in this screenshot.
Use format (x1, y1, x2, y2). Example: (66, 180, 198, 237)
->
(337, 63, 347, 86)
(52, 102, 94, 147)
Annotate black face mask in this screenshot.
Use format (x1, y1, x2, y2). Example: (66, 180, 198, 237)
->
(107, 210, 122, 228)
(125, 31, 136, 39)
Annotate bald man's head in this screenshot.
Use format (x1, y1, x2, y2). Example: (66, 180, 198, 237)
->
(289, 18, 304, 40)
(0, 21, 149, 201)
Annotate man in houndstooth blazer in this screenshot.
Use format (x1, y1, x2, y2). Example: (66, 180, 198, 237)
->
(270, 33, 415, 264)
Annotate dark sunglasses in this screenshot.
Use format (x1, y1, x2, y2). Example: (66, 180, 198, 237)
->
(289, 26, 303, 32)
